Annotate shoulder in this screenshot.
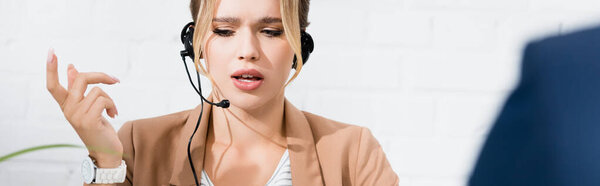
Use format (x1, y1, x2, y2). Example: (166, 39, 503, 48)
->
(115, 108, 196, 184)
(525, 25, 600, 59)
(118, 109, 192, 136)
(301, 111, 367, 144)
(302, 111, 399, 185)
(117, 108, 194, 154)
(519, 26, 600, 82)
(539, 25, 600, 48)
(301, 111, 381, 156)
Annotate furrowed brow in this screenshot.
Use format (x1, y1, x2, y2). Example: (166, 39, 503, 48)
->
(259, 16, 282, 24)
(212, 17, 240, 24)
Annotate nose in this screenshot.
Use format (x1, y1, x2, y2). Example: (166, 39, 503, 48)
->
(237, 29, 260, 62)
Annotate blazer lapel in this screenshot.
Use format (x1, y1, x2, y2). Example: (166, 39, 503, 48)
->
(168, 98, 325, 185)
(284, 99, 325, 185)
(169, 100, 212, 185)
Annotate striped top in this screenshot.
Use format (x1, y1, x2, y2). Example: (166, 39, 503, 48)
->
(200, 149, 292, 186)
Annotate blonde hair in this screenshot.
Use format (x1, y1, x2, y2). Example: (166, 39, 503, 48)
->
(190, 0, 308, 86)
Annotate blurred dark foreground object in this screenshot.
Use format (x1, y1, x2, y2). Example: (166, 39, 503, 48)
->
(469, 25, 600, 186)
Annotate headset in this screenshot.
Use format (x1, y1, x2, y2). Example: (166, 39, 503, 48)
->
(179, 21, 314, 186)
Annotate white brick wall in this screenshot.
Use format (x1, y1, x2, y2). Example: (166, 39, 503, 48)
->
(1, 0, 600, 185)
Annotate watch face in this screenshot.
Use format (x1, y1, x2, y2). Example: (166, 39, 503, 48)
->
(81, 158, 95, 184)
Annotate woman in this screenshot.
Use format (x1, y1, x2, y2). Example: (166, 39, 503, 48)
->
(45, 0, 398, 185)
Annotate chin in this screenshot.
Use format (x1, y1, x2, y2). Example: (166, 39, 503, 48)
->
(229, 94, 263, 110)
(217, 89, 266, 111)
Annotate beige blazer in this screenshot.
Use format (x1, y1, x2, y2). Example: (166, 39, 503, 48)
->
(116, 98, 399, 186)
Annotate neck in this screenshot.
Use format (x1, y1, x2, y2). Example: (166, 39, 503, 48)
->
(208, 92, 287, 149)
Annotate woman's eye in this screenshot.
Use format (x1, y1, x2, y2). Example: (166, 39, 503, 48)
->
(213, 29, 234, 37)
(262, 29, 283, 37)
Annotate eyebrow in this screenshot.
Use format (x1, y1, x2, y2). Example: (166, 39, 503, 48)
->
(212, 17, 240, 24)
(259, 17, 282, 24)
(212, 16, 282, 24)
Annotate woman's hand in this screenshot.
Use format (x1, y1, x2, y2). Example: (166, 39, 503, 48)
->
(45, 48, 123, 168)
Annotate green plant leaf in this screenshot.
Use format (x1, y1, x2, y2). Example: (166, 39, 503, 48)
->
(0, 144, 83, 163)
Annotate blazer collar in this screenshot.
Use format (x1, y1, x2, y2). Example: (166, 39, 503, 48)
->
(169, 97, 324, 185)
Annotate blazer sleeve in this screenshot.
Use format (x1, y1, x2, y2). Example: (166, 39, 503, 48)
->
(116, 121, 135, 186)
(354, 127, 399, 186)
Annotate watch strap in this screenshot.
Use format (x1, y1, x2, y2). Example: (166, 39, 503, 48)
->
(94, 160, 127, 184)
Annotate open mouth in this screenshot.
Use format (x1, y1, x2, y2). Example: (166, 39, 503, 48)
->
(231, 74, 264, 82)
(230, 69, 264, 91)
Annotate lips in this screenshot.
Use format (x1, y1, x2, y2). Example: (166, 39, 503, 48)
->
(230, 69, 264, 91)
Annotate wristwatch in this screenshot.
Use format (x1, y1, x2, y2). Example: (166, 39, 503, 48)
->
(81, 156, 127, 184)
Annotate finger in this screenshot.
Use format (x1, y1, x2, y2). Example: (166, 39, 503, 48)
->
(79, 86, 118, 118)
(45, 48, 69, 107)
(67, 72, 120, 103)
(87, 96, 117, 120)
(67, 64, 79, 90)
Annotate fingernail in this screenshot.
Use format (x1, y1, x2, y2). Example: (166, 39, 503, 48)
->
(110, 75, 120, 83)
(46, 48, 54, 64)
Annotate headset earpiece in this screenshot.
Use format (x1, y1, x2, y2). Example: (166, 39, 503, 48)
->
(180, 22, 196, 60)
(292, 31, 315, 69)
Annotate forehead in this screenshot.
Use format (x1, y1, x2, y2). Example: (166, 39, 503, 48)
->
(214, 0, 281, 19)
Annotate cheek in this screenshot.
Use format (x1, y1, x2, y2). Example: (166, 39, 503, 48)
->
(264, 41, 295, 75)
(260, 41, 295, 88)
(204, 40, 234, 75)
